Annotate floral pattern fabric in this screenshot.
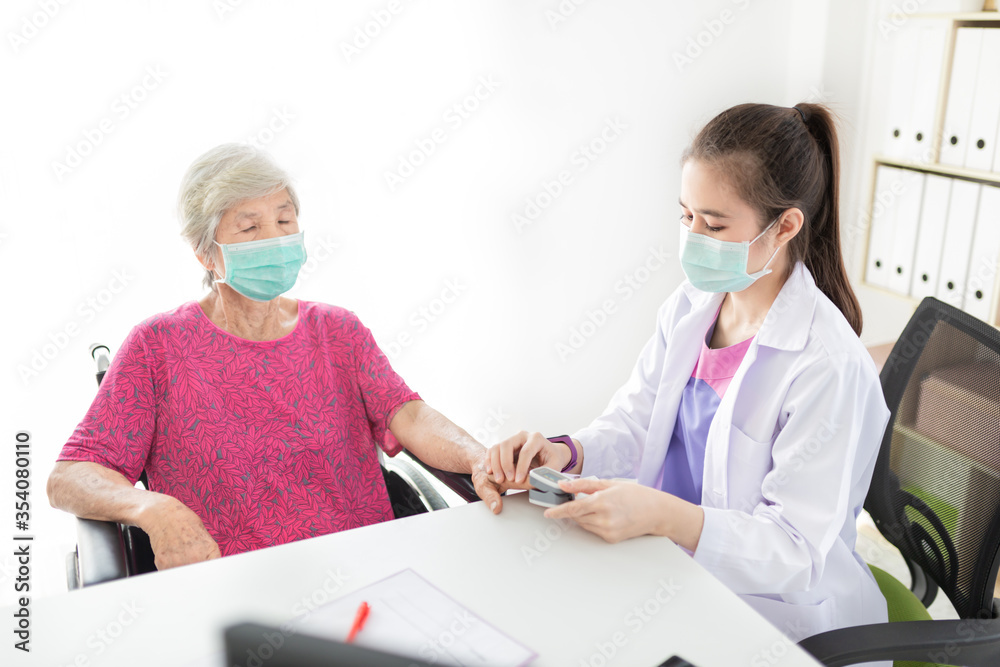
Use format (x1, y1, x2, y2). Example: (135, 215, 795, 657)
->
(57, 300, 420, 556)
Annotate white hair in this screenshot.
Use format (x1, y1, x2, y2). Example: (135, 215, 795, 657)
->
(177, 143, 300, 290)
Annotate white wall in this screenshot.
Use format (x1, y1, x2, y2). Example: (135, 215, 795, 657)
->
(0, 0, 874, 601)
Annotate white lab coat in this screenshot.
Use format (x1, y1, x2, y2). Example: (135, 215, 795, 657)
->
(574, 261, 890, 647)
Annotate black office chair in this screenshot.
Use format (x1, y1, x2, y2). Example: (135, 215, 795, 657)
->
(66, 344, 479, 590)
(799, 297, 1000, 666)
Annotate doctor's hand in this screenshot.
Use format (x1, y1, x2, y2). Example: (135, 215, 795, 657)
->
(486, 431, 573, 490)
(542, 479, 658, 543)
(543, 479, 705, 550)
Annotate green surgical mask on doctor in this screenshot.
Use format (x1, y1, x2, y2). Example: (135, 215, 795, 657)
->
(213, 232, 307, 302)
(679, 218, 782, 293)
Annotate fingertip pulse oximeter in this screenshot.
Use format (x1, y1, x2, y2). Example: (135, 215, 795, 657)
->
(528, 467, 574, 507)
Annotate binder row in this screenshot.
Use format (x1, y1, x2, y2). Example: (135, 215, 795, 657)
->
(865, 165, 1000, 322)
(882, 24, 1000, 170)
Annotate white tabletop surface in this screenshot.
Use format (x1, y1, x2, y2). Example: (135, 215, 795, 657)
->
(6, 493, 821, 666)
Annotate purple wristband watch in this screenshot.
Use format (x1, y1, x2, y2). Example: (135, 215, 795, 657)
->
(547, 435, 578, 473)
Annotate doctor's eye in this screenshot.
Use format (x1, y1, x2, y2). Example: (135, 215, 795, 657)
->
(705, 224, 723, 233)
(679, 214, 693, 225)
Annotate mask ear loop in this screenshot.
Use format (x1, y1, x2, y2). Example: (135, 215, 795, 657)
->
(749, 216, 780, 245)
(749, 217, 783, 276)
(210, 241, 229, 286)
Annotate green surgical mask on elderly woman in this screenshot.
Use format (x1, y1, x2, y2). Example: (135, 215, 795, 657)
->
(213, 232, 307, 302)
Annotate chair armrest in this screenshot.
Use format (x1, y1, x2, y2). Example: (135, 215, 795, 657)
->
(123, 524, 157, 575)
(408, 455, 480, 504)
(798, 617, 1000, 666)
(75, 518, 129, 587)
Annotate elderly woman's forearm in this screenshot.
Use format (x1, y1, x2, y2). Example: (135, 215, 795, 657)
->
(47, 461, 172, 529)
(389, 401, 484, 474)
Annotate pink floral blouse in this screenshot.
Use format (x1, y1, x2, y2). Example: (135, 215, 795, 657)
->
(57, 301, 420, 556)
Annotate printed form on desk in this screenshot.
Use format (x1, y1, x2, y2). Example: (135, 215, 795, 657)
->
(293, 568, 536, 666)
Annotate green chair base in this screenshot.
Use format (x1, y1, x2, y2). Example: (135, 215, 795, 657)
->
(867, 563, 956, 667)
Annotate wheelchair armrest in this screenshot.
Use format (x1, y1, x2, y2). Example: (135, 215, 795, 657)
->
(798, 617, 1000, 666)
(75, 518, 129, 587)
(123, 524, 158, 576)
(409, 456, 480, 504)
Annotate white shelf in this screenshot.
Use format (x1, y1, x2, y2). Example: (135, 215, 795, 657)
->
(893, 12, 1000, 21)
(874, 155, 1000, 186)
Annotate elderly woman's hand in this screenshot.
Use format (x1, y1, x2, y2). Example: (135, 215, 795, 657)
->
(139, 495, 222, 569)
(470, 450, 514, 514)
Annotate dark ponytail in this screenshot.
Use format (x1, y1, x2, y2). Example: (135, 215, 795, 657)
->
(682, 103, 863, 335)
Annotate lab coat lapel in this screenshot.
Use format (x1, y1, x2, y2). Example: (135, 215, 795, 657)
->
(702, 338, 759, 507)
(701, 263, 818, 507)
(637, 287, 725, 487)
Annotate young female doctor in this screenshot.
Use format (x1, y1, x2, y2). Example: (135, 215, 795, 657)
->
(487, 103, 891, 643)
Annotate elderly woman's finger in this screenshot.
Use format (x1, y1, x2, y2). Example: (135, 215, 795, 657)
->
(488, 444, 505, 484)
(485, 447, 495, 475)
(477, 479, 503, 514)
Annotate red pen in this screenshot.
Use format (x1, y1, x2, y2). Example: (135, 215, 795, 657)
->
(345, 601, 370, 643)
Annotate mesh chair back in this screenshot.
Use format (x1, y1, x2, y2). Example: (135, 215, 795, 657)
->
(866, 297, 1000, 620)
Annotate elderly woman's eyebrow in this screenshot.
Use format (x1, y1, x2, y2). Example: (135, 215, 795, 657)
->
(235, 200, 294, 221)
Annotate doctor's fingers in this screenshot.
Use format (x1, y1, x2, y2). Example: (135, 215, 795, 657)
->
(543, 493, 600, 521)
(513, 432, 551, 484)
(489, 431, 530, 484)
(573, 514, 627, 544)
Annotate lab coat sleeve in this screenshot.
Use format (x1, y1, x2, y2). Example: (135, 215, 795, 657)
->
(693, 351, 890, 595)
(572, 297, 676, 479)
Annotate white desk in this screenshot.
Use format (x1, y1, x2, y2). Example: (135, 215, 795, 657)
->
(9, 494, 821, 666)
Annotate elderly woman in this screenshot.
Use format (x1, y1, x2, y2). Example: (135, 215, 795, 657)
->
(47, 144, 504, 570)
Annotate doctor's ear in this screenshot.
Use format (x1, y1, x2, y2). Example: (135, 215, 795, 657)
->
(774, 208, 804, 245)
